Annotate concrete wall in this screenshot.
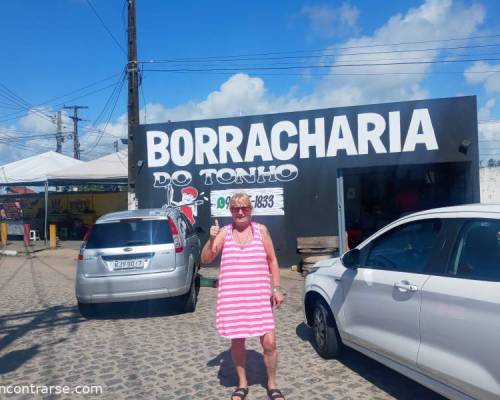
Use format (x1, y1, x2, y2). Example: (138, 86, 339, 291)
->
(480, 166, 500, 203)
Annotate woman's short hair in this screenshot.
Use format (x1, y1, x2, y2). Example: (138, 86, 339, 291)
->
(230, 192, 252, 208)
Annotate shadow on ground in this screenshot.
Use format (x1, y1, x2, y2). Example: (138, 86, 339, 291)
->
(87, 298, 193, 320)
(207, 349, 267, 389)
(0, 305, 80, 374)
(296, 322, 445, 400)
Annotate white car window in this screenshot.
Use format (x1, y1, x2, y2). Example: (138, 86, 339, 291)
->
(449, 219, 500, 282)
(364, 219, 442, 273)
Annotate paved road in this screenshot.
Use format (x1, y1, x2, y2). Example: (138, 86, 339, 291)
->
(0, 250, 445, 399)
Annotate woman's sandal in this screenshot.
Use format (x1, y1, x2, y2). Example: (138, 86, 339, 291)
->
(231, 387, 249, 399)
(267, 388, 285, 400)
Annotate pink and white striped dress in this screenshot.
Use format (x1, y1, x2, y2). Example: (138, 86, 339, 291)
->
(216, 222, 275, 339)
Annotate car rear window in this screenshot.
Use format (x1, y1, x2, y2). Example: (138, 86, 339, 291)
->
(86, 219, 173, 249)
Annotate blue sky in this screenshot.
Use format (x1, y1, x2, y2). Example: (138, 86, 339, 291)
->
(1, 0, 499, 163)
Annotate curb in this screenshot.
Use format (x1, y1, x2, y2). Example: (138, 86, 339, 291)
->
(0, 250, 18, 257)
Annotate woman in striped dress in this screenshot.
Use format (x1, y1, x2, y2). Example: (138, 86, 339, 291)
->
(201, 193, 286, 400)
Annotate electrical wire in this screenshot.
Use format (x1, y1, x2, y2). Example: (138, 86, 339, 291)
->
(143, 56, 500, 74)
(82, 72, 127, 154)
(0, 74, 121, 123)
(86, 0, 126, 55)
(139, 33, 500, 63)
(141, 43, 500, 65)
(0, 83, 55, 124)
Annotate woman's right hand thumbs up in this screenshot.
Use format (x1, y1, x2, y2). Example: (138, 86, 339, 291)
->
(210, 219, 220, 239)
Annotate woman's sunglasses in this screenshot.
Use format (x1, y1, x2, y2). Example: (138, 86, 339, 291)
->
(230, 206, 251, 214)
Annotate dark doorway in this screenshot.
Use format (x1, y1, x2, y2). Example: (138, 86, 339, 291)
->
(343, 162, 470, 248)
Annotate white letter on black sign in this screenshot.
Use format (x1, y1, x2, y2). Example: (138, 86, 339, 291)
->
(299, 118, 325, 159)
(153, 172, 171, 188)
(147, 130, 169, 167)
(389, 111, 401, 153)
(271, 120, 298, 161)
(199, 169, 217, 185)
(170, 129, 193, 166)
(235, 167, 257, 184)
(172, 170, 192, 186)
(403, 109, 438, 152)
(257, 166, 277, 183)
(244, 123, 273, 162)
(219, 125, 243, 164)
(358, 113, 387, 155)
(216, 168, 236, 184)
(195, 127, 219, 165)
(276, 164, 298, 182)
(326, 115, 357, 156)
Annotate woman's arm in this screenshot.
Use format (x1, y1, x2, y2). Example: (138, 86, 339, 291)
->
(260, 224, 285, 307)
(201, 224, 226, 264)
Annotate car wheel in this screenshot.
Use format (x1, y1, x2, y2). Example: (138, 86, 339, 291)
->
(181, 276, 197, 313)
(78, 301, 97, 318)
(312, 301, 342, 359)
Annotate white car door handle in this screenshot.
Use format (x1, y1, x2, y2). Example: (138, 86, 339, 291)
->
(394, 281, 418, 292)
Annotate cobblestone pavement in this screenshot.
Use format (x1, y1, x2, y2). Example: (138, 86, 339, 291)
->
(0, 250, 445, 400)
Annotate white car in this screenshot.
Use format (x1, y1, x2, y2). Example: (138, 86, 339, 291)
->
(303, 204, 500, 400)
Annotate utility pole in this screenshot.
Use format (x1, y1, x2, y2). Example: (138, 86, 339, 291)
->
(55, 111, 63, 153)
(127, 0, 140, 210)
(114, 140, 118, 152)
(63, 105, 88, 160)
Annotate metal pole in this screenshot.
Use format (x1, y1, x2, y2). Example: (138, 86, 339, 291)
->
(63, 105, 88, 160)
(127, 0, 140, 209)
(44, 181, 48, 246)
(56, 111, 63, 153)
(336, 169, 346, 255)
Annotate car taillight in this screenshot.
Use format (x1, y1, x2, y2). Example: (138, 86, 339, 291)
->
(78, 224, 94, 261)
(83, 224, 94, 241)
(168, 216, 183, 253)
(78, 242, 86, 261)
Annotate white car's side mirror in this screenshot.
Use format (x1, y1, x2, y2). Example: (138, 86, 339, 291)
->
(341, 249, 360, 269)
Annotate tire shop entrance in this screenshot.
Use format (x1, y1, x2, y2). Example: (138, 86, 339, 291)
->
(339, 162, 472, 249)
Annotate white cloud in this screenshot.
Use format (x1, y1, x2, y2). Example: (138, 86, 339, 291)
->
(478, 98, 496, 120)
(477, 99, 500, 160)
(479, 121, 500, 141)
(465, 61, 500, 93)
(301, 3, 359, 37)
(478, 121, 500, 162)
(318, 0, 485, 105)
(134, 0, 486, 124)
(0, 0, 492, 163)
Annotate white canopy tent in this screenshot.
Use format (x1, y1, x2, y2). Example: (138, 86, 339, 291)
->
(47, 149, 128, 184)
(0, 151, 83, 243)
(0, 151, 129, 244)
(0, 151, 83, 186)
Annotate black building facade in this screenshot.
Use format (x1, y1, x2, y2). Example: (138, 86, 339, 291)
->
(135, 96, 480, 266)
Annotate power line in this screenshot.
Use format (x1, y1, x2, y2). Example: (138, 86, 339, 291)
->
(142, 53, 500, 74)
(0, 74, 121, 124)
(142, 52, 500, 71)
(81, 71, 126, 134)
(0, 83, 58, 125)
(139, 33, 500, 62)
(82, 72, 127, 153)
(141, 42, 500, 65)
(143, 56, 500, 74)
(86, 0, 126, 55)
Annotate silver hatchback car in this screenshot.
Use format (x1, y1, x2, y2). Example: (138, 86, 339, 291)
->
(75, 208, 201, 317)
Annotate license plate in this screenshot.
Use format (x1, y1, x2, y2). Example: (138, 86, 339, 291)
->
(113, 259, 145, 270)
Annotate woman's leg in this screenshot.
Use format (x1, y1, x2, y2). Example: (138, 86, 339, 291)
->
(231, 338, 248, 390)
(260, 331, 278, 390)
